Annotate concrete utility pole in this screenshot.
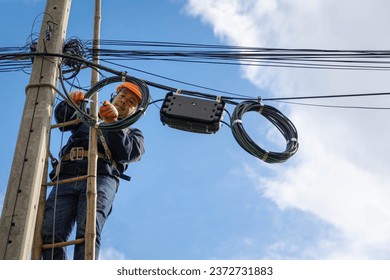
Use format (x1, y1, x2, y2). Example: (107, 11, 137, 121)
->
(0, 0, 72, 259)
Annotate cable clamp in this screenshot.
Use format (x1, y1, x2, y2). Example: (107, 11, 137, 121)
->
(121, 72, 127, 82)
(232, 119, 242, 126)
(93, 120, 100, 128)
(262, 151, 269, 162)
(175, 89, 182, 95)
(216, 96, 222, 103)
(45, 21, 55, 41)
(258, 97, 264, 114)
(287, 138, 298, 144)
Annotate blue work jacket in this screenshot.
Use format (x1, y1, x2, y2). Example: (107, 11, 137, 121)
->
(49, 101, 145, 181)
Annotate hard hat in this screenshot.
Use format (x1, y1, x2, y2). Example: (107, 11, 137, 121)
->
(116, 82, 142, 103)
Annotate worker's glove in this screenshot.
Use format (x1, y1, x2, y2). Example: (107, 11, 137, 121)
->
(99, 100, 118, 123)
(69, 91, 85, 105)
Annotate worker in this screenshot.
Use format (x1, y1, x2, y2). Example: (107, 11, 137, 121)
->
(41, 82, 145, 260)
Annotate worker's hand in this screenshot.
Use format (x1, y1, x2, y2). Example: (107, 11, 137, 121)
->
(69, 91, 85, 105)
(99, 101, 118, 123)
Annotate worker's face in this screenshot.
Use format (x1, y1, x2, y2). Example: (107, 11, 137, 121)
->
(112, 89, 140, 118)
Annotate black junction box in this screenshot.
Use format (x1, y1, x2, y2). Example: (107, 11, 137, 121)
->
(160, 92, 225, 134)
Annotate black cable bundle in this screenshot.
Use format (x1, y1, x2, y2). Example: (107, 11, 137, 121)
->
(61, 38, 86, 80)
(230, 101, 299, 163)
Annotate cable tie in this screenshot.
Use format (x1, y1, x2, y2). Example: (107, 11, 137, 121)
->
(121, 72, 127, 82)
(259, 105, 264, 114)
(232, 119, 242, 126)
(258, 97, 264, 114)
(45, 25, 52, 41)
(288, 138, 298, 143)
(81, 98, 94, 103)
(262, 151, 269, 162)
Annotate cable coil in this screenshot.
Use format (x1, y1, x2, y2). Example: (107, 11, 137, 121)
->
(79, 75, 150, 130)
(230, 101, 299, 163)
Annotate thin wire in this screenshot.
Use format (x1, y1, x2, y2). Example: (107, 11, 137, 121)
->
(83, 40, 390, 71)
(100, 59, 251, 98)
(262, 91, 390, 101)
(100, 59, 390, 109)
(272, 100, 390, 110)
(50, 103, 68, 260)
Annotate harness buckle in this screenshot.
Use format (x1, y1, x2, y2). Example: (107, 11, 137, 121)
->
(69, 147, 84, 161)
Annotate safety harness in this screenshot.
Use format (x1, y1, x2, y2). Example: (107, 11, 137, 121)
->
(52, 129, 131, 181)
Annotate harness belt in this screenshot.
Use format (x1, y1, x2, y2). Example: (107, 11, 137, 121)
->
(58, 146, 131, 181)
(62, 147, 117, 169)
(63, 147, 104, 161)
(52, 128, 132, 182)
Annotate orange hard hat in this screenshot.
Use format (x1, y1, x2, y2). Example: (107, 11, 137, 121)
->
(116, 82, 142, 103)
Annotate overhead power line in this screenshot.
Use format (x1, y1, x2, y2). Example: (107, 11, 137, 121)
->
(2, 39, 390, 110)
(2, 38, 390, 163)
(263, 91, 390, 101)
(273, 100, 390, 110)
(85, 40, 390, 71)
(4, 39, 390, 72)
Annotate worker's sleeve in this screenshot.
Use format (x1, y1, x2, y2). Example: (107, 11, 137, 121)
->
(54, 101, 78, 131)
(102, 127, 145, 169)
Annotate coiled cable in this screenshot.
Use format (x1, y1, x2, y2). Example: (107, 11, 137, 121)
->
(57, 61, 150, 131)
(80, 75, 150, 131)
(230, 101, 299, 163)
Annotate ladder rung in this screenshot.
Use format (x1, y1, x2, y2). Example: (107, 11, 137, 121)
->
(51, 118, 82, 129)
(44, 175, 93, 186)
(42, 238, 85, 250)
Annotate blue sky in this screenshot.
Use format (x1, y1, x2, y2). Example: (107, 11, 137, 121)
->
(1, 0, 390, 260)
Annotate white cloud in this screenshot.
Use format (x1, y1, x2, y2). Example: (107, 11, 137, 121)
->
(99, 246, 126, 260)
(186, 0, 390, 259)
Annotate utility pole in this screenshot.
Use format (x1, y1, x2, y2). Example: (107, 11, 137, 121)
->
(0, 0, 72, 259)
